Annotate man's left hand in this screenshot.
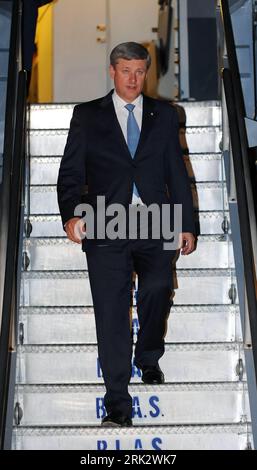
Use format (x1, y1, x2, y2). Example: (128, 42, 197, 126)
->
(179, 232, 195, 255)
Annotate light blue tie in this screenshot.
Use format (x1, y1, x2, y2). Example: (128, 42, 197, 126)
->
(125, 103, 140, 197)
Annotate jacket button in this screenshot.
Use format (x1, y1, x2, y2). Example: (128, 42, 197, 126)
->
(132, 162, 136, 168)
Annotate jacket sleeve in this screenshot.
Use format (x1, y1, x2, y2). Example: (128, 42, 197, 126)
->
(164, 107, 196, 235)
(57, 105, 86, 229)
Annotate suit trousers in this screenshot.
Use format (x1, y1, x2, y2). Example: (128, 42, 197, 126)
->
(85, 238, 176, 417)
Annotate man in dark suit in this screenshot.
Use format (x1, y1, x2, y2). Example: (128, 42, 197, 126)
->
(57, 42, 195, 427)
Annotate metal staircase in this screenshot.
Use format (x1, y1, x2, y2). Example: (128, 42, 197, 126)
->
(11, 101, 253, 450)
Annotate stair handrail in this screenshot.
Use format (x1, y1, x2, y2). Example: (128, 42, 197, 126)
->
(0, 0, 26, 449)
(220, 0, 257, 377)
(0, 1, 20, 313)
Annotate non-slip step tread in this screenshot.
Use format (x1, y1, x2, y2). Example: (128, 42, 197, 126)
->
(23, 234, 233, 272)
(29, 101, 221, 109)
(28, 126, 222, 155)
(29, 153, 225, 185)
(29, 182, 228, 189)
(19, 304, 239, 314)
(21, 268, 235, 277)
(18, 304, 242, 345)
(28, 210, 229, 217)
(28, 182, 229, 214)
(12, 423, 251, 449)
(14, 382, 250, 427)
(29, 126, 221, 134)
(15, 382, 247, 392)
(16, 342, 244, 384)
(29, 153, 223, 160)
(24, 234, 230, 244)
(13, 423, 251, 434)
(19, 269, 237, 307)
(18, 342, 241, 351)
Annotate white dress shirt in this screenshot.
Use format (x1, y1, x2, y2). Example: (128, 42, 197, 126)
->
(112, 90, 144, 205)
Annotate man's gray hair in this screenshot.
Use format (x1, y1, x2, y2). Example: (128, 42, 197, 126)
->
(110, 42, 151, 69)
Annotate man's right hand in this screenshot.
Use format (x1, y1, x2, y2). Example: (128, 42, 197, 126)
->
(65, 217, 86, 244)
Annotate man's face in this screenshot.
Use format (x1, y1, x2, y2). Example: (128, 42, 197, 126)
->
(109, 58, 148, 102)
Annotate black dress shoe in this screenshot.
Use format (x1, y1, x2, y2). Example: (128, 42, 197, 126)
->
(141, 364, 164, 384)
(101, 412, 133, 427)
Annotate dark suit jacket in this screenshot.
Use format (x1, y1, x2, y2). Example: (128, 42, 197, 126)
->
(57, 91, 195, 249)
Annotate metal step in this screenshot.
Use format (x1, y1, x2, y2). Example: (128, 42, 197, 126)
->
(197, 211, 229, 235)
(29, 182, 228, 214)
(28, 212, 230, 237)
(14, 383, 250, 427)
(29, 104, 75, 130)
(19, 305, 242, 345)
(22, 236, 234, 271)
(12, 423, 251, 450)
(185, 127, 221, 154)
(30, 153, 224, 185)
(184, 154, 223, 182)
(20, 269, 237, 306)
(176, 236, 234, 269)
(29, 127, 222, 156)
(29, 101, 221, 130)
(16, 343, 243, 385)
(191, 182, 228, 211)
(181, 101, 221, 127)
